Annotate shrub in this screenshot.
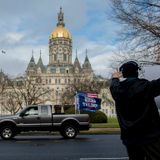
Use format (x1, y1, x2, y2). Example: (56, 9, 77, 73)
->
(65, 106, 75, 114)
(82, 110, 108, 123)
(65, 107, 108, 123)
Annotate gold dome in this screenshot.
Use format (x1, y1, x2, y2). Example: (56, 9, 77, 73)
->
(50, 26, 71, 39)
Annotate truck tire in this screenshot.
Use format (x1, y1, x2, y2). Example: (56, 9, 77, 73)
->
(60, 124, 78, 139)
(0, 126, 15, 140)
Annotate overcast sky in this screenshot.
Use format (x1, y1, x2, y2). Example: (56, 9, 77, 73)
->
(0, 0, 159, 80)
(0, 0, 121, 77)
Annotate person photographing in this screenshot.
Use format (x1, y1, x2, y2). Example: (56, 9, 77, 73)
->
(110, 61, 160, 159)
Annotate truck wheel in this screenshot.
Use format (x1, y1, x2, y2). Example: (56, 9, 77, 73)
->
(0, 126, 15, 140)
(61, 124, 78, 139)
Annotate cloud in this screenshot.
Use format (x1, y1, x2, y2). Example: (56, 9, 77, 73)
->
(0, 32, 25, 47)
(0, 0, 120, 77)
(72, 36, 117, 77)
(0, 45, 48, 76)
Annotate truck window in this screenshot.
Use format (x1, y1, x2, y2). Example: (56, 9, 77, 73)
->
(24, 107, 38, 116)
(41, 105, 49, 115)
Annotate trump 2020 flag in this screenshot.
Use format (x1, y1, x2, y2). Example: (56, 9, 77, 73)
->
(76, 91, 101, 112)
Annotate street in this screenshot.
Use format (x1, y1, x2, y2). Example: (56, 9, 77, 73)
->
(0, 134, 128, 160)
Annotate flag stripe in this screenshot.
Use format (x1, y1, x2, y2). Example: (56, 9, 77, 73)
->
(87, 93, 98, 98)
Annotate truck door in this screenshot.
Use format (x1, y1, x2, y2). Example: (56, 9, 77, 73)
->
(19, 106, 41, 130)
(40, 105, 52, 130)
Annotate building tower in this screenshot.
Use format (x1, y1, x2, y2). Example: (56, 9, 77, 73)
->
(26, 53, 36, 75)
(49, 7, 72, 67)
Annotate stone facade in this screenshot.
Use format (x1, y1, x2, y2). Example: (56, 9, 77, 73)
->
(25, 8, 94, 107)
(99, 88, 116, 117)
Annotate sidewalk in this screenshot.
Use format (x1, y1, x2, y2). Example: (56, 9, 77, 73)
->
(80, 128, 120, 134)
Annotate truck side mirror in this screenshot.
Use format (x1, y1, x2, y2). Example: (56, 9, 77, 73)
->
(19, 112, 25, 117)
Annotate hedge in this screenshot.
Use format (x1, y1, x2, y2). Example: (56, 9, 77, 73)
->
(65, 107, 108, 123)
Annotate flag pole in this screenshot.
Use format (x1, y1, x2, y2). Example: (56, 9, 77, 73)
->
(75, 91, 77, 114)
(75, 91, 81, 114)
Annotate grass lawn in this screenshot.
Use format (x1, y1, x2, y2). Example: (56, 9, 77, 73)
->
(91, 117, 120, 128)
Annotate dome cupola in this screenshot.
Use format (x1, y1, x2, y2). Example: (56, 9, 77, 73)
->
(49, 7, 72, 66)
(50, 7, 71, 39)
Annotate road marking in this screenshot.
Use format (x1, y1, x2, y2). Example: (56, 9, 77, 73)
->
(16, 140, 31, 143)
(80, 157, 129, 160)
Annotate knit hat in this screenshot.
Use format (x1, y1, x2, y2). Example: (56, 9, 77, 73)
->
(119, 61, 139, 78)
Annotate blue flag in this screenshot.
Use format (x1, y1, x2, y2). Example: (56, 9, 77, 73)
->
(76, 91, 101, 112)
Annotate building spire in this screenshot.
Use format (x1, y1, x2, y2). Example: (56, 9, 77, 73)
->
(76, 49, 78, 58)
(30, 50, 35, 63)
(26, 51, 36, 74)
(37, 50, 45, 73)
(57, 7, 65, 27)
(74, 49, 81, 72)
(82, 49, 93, 73)
(86, 49, 88, 56)
(32, 49, 34, 57)
(40, 50, 42, 57)
(85, 49, 89, 62)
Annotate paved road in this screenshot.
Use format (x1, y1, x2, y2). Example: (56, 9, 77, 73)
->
(0, 134, 128, 160)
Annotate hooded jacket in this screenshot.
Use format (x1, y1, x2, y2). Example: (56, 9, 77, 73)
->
(110, 77, 160, 145)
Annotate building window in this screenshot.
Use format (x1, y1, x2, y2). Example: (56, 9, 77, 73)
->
(58, 79, 61, 84)
(36, 77, 41, 83)
(64, 54, 67, 61)
(54, 55, 56, 61)
(49, 79, 51, 84)
(68, 79, 70, 84)
(46, 79, 48, 84)
(55, 79, 57, 84)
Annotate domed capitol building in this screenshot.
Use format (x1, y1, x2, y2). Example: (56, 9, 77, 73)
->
(25, 7, 94, 110)
(0, 7, 116, 117)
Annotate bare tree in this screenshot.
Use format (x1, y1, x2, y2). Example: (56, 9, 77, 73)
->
(110, 0, 160, 60)
(61, 76, 110, 106)
(0, 71, 10, 95)
(0, 72, 13, 114)
(2, 76, 53, 114)
(14, 77, 53, 106)
(2, 91, 21, 114)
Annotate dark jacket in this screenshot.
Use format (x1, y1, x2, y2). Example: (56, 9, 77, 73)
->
(110, 77, 160, 145)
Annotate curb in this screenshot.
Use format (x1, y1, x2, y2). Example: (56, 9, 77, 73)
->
(80, 128, 120, 134)
(18, 128, 121, 136)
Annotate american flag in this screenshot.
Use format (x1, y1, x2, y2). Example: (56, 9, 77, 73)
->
(76, 91, 101, 112)
(87, 92, 98, 98)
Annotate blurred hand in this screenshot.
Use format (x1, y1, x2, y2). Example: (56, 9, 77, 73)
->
(112, 70, 122, 79)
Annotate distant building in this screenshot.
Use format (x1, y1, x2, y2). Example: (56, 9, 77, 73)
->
(99, 88, 116, 117)
(25, 7, 94, 111)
